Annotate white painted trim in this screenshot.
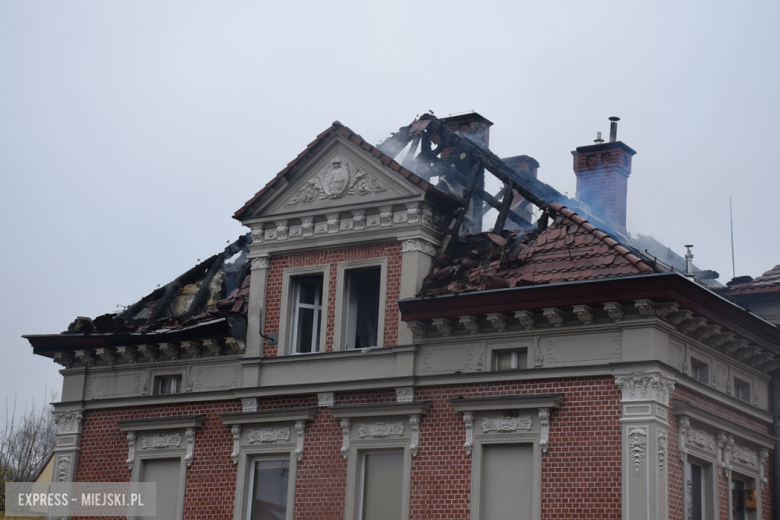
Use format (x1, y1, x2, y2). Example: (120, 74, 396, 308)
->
(278, 264, 331, 356)
(333, 257, 388, 351)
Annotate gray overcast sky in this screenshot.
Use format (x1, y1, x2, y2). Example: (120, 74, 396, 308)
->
(1, 0, 778, 411)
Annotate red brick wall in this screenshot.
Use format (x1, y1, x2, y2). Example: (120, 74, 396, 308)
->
(262, 243, 403, 357)
(667, 386, 774, 520)
(73, 376, 625, 520)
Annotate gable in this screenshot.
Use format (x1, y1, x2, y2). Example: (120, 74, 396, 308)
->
(249, 134, 424, 218)
(234, 122, 459, 221)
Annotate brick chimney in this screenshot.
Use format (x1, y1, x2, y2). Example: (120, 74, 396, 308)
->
(571, 118, 636, 234)
(439, 113, 494, 234)
(502, 155, 539, 225)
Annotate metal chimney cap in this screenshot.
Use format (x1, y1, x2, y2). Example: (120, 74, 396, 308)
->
(685, 244, 694, 248)
(609, 117, 620, 122)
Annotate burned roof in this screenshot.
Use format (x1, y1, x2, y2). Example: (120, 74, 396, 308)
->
(419, 202, 655, 296)
(722, 265, 780, 296)
(60, 234, 253, 337)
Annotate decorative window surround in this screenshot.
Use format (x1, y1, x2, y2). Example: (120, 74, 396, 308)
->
(117, 414, 206, 471)
(330, 401, 431, 460)
(220, 408, 316, 520)
(220, 407, 318, 463)
(450, 394, 561, 520)
(450, 394, 563, 456)
(331, 401, 430, 520)
(672, 400, 776, 454)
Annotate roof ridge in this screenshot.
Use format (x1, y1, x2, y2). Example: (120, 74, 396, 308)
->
(548, 201, 654, 273)
(233, 122, 459, 220)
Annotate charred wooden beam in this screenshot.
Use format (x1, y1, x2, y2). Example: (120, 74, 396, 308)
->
(493, 184, 515, 233)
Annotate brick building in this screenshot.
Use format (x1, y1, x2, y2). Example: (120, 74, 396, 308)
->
(24, 113, 780, 520)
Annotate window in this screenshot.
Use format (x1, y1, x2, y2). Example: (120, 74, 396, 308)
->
(734, 378, 751, 403)
(732, 477, 758, 520)
(480, 443, 534, 520)
(334, 258, 388, 351)
(690, 359, 709, 384)
(246, 456, 290, 520)
(686, 461, 707, 520)
(139, 458, 182, 520)
(291, 274, 324, 353)
(344, 267, 381, 349)
(359, 450, 404, 520)
(155, 375, 182, 395)
(493, 349, 528, 371)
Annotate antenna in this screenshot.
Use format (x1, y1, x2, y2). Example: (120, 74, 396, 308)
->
(730, 196, 736, 279)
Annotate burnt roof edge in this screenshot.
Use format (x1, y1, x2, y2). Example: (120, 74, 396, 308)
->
(398, 272, 780, 354)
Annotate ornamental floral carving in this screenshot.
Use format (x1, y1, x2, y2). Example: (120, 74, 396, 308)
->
(285, 156, 385, 205)
(614, 372, 675, 405)
(74, 350, 95, 367)
(142, 433, 182, 449)
(458, 315, 479, 335)
(230, 425, 241, 464)
(203, 339, 222, 356)
(126, 432, 136, 471)
(250, 224, 263, 243)
(406, 203, 420, 224)
(301, 217, 314, 237)
(53, 352, 74, 368)
(247, 428, 291, 443)
(481, 415, 532, 432)
(241, 397, 258, 412)
(340, 418, 351, 459)
(409, 415, 421, 457)
(603, 302, 624, 322)
(251, 257, 269, 269)
(185, 428, 197, 468)
(295, 420, 306, 461)
(116, 346, 137, 364)
(542, 308, 564, 328)
(325, 214, 340, 234)
(406, 321, 426, 339)
(572, 305, 594, 325)
(514, 310, 536, 330)
(181, 341, 201, 359)
(95, 348, 116, 366)
(352, 210, 365, 230)
(401, 238, 437, 257)
(485, 313, 507, 333)
(57, 456, 71, 482)
(678, 418, 690, 462)
(54, 410, 83, 435)
(654, 302, 679, 319)
(317, 392, 335, 407)
(431, 318, 453, 337)
(225, 337, 246, 354)
(760, 449, 769, 484)
(137, 344, 158, 362)
(539, 409, 551, 454)
(628, 428, 647, 473)
(358, 422, 404, 438)
(717, 432, 728, 474)
(732, 445, 758, 466)
(688, 428, 714, 450)
(379, 206, 393, 227)
(159, 343, 180, 361)
(462, 412, 474, 456)
(634, 299, 655, 318)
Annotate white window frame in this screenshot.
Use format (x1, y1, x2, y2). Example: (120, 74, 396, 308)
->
(450, 394, 564, 520)
(333, 258, 388, 351)
(290, 275, 324, 354)
(220, 407, 317, 520)
(331, 401, 430, 520)
(117, 415, 205, 520)
(277, 264, 330, 356)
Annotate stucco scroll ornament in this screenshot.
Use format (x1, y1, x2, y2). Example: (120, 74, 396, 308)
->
(628, 428, 647, 473)
(732, 445, 758, 466)
(340, 418, 351, 459)
(658, 433, 667, 476)
(634, 299, 655, 318)
(143, 433, 182, 449)
(54, 410, 83, 435)
(247, 428, 291, 443)
(251, 257, 269, 270)
(572, 305, 594, 326)
(406, 321, 426, 340)
(614, 372, 675, 405)
(285, 156, 385, 205)
(126, 432, 137, 471)
(603, 302, 624, 322)
(57, 456, 72, 482)
(462, 412, 474, 456)
(485, 313, 507, 333)
(717, 432, 727, 475)
(688, 428, 714, 450)
(230, 425, 241, 464)
(250, 224, 263, 244)
(514, 310, 536, 330)
(542, 308, 565, 328)
(481, 415, 532, 433)
(295, 421, 307, 461)
(358, 422, 404, 438)
(53, 352, 75, 368)
(409, 415, 421, 457)
(760, 449, 769, 485)
(458, 315, 479, 335)
(185, 428, 197, 468)
(431, 318, 453, 337)
(401, 238, 438, 257)
(678, 417, 690, 462)
(539, 409, 551, 454)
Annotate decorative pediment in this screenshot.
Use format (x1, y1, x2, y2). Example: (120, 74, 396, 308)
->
(285, 156, 386, 206)
(245, 137, 428, 219)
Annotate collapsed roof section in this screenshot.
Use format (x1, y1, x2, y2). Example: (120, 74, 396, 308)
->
(722, 265, 780, 296)
(419, 202, 655, 296)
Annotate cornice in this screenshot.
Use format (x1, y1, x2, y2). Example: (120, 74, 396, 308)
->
(116, 414, 206, 432)
(330, 401, 431, 418)
(672, 400, 776, 449)
(220, 407, 318, 425)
